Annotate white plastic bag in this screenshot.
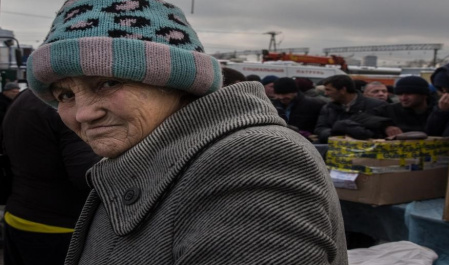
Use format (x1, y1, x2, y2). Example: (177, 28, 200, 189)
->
(348, 241, 438, 265)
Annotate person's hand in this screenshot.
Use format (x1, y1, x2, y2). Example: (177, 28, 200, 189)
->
(438, 93, 449, 111)
(385, 126, 403, 137)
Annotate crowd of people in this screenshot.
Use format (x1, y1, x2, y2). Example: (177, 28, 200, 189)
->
(222, 63, 449, 145)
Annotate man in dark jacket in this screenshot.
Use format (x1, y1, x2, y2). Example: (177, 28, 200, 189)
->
(271, 77, 326, 139)
(1, 89, 101, 265)
(372, 76, 432, 137)
(314, 75, 388, 143)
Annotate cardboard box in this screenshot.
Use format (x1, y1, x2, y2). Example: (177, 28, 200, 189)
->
(327, 136, 449, 205)
(336, 167, 448, 205)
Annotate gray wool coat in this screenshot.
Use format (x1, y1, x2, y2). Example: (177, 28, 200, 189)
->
(65, 82, 348, 265)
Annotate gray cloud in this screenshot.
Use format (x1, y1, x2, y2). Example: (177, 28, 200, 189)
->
(2, 0, 448, 63)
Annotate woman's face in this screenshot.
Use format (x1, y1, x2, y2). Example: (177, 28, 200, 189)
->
(52, 76, 186, 158)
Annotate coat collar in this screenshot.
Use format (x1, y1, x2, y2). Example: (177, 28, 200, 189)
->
(88, 81, 286, 236)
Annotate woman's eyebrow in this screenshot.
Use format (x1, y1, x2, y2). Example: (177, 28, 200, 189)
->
(49, 84, 69, 95)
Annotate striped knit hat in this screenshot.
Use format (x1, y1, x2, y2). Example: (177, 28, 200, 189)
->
(27, 0, 222, 107)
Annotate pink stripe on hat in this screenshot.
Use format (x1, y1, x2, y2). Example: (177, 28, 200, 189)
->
(143, 42, 171, 86)
(32, 44, 60, 84)
(61, 0, 80, 10)
(189, 52, 214, 94)
(80, 37, 113, 77)
(116, 1, 140, 11)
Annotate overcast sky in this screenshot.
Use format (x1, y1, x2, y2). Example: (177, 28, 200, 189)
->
(1, 0, 448, 66)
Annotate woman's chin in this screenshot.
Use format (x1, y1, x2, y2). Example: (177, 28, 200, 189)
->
(89, 141, 128, 159)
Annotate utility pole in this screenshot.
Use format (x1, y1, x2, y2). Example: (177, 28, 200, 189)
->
(433, 48, 439, 67)
(191, 0, 195, 14)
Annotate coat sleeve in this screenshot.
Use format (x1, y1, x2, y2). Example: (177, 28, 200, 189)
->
(426, 107, 449, 136)
(172, 127, 347, 265)
(314, 105, 333, 143)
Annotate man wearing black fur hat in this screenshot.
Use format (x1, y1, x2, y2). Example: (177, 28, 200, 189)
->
(271, 77, 326, 140)
(372, 76, 432, 137)
(426, 63, 449, 136)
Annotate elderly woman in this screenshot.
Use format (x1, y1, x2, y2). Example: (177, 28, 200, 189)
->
(27, 0, 347, 264)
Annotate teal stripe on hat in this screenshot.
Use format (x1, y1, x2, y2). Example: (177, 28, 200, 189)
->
(51, 40, 83, 77)
(209, 58, 222, 93)
(167, 47, 196, 91)
(113, 39, 146, 81)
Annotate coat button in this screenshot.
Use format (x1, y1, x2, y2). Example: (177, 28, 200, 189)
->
(123, 187, 141, 205)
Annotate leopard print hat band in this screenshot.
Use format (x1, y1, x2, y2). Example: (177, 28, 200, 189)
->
(27, 0, 222, 107)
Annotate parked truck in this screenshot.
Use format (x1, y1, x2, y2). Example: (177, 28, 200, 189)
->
(0, 28, 31, 90)
(224, 61, 347, 85)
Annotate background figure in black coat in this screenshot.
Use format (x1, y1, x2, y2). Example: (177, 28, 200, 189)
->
(271, 77, 326, 140)
(1, 89, 101, 265)
(0, 82, 20, 126)
(426, 63, 449, 136)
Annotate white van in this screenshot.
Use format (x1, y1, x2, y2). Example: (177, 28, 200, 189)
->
(224, 61, 346, 85)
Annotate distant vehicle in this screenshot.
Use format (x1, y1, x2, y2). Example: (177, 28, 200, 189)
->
(347, 66, 402, 76)
(349, 74, 400, 86)
(0, 28, 32, 87)
(224, 61, 347, 85)
(262, 49, 349, 72)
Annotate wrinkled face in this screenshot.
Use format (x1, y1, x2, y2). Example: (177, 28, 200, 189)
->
(274, 92, 297, 105)
(363, 84, 388, 101)
(264, 83, 275, 98)
(398, 93, 427, 109)
(51, 76, 186, 158)
(3, 89, 20, 100)
(324, 84, 345, 103)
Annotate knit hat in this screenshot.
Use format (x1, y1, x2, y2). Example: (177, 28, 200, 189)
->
(273, 77, 298, 94)
(430, 64, 449, 89)
(294, 77, 314, 92)
(394, 76, 429, 95)
(27, 0, 222, 107)
(246, 74, 261, 82)
(261, 75, 278, 86)
(3, 82, 20, 91)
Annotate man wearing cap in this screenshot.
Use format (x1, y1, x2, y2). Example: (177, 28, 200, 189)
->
(426, 63, 449, 136)
(271, 77, 326, 139)
(0, 82, 21, 124)
(261, 75, 279, 98)
(372, 76, 432, 137)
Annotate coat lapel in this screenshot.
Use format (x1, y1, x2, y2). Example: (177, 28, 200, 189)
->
(87, 82, 286, 236)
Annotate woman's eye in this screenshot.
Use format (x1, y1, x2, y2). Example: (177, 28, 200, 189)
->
(56, 91, 75, 102)
(100, 80, 122, 90)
